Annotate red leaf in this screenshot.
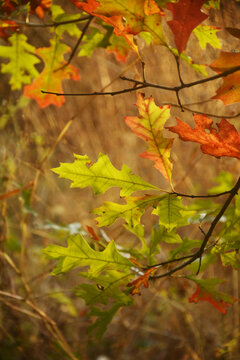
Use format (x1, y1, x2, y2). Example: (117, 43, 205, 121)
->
(71, 0, 166, 53)
(210, 52, 240, 104)
(127, 267, 156, 295)
(167, 114, 240, 159)
(167, 0, 208, 54)
(189, 285, 235, 314)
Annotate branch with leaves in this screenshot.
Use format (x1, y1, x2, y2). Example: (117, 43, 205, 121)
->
(1, 0, 240, 349)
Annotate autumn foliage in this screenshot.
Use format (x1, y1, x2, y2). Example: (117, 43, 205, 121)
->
(0, 0, 240, 359)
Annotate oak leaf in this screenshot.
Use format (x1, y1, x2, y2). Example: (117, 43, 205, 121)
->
(167, 0, 208, 54)
(127, 267, 157, 295)
(188, 278, 237, 314)
(24, 38, 80, 108)
(125, 93, 173, 183)
(71, 0, 166, 53)
(167, 114, 240, 160)
(52, 153, 160, 197)
(0, 33, 40, 90)
(210, 52, 240, 104)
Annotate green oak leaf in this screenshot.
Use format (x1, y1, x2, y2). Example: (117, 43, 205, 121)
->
(88, 303, 121, 339)
(42, 233, 133, 275)
(52, 153, 159, 197)
(75, 270, 133, 305)
(194, 25, 221, 50)
(0, 33, 40, 90)
(152, 195, 195, 230)
(94, 195, 163, 228)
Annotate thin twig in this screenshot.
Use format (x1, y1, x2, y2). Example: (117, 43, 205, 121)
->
(55, 15, 93, 72)
(42, 65, 240, 97)
(41, 84, 147, 97)
(151, 176, 240, 279)
(0, 15, 91, 28)
(164, 102, 240, 119)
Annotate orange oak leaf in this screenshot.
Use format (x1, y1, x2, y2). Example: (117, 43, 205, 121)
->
(210, 52, 240, 104)
(167, 0, 208, 54)
(127, 267, 156, 295)
(167, 114, 240, 160)
(71, 0, 166, 53)
(125, 93, 173, 183)
(189, 285, 236, 314)
(24, 39, 80, 108)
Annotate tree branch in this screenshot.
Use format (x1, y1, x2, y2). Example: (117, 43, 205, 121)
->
(0, 15, 91, 28)
(151, 176, 240, 279)
(55, 16, 93, 72)
(41, 65, 240, 97)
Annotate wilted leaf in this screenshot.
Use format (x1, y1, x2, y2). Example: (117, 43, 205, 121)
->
(167, 114, 240, 159)
(167, 0, 208, 54)
(0, 33, 40, 90)
(24, 37, 80, 108)
(127, 267, 157, 295)
(125, 93, 173, 183)
(52, 153, 160, 197)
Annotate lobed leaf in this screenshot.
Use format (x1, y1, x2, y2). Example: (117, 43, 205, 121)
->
(152, 195, 195, 231)
(167, 114, 240, 159)
(188, 277, 237, 314)
(24, 37, 80, 108)
(193, 25, 221, 50)
(0, 33, 40, 90)
(125, 93, 173, 183)
(52, 153, 160, 197)
(210, 52, 240, 104)
(42, 233, 133, 275)
(94, 194, 163, 228)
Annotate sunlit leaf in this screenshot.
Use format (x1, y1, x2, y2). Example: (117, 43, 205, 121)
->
(0, 33, 40, 90)
(167, 114, 240, 159)
(52, 153, 160, 197)
(193, 25, 221, 50)
(24, 37, 80, 108)
(167, 0, 208, 54)
(42, 233, 133, 275)
(125, 93, 173, 183)
(152, 195, 195, 230)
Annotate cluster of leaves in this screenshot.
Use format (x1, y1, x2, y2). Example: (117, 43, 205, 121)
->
(1, 0, 240, 341)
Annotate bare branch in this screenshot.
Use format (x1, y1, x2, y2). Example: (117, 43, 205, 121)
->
(151, 176, 240, 279)
(55, 15, 93, 71)
(0, 15, 91, 28)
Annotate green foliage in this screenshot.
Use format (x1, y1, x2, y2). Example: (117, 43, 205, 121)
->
(52, 153, 160, 196)
(0, 33, 40, 90)
(1, 0, 240, 355)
